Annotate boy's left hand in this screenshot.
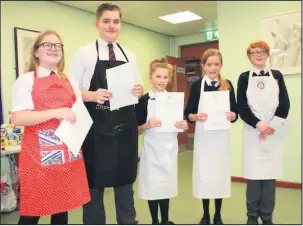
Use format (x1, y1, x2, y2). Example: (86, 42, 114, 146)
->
(175, 120, 188, 130)
(132, 84, 143, 97)
(226, 112, 236, 121)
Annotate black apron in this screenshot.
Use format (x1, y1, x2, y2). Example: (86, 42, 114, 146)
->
(82, 40, 138, 188)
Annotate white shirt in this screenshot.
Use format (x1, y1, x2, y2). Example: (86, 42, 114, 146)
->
(252, 66, 269, 75)
(204, 75, 219, 87)
(11, 66, 82, 112)
(68, 38, 137, 91)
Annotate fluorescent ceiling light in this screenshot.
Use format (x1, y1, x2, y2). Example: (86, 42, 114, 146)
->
(159, 11, 202, 24)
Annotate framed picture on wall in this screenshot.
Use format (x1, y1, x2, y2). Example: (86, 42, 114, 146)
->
(14, 27, 39, 78)
(260, 11, 301, 74)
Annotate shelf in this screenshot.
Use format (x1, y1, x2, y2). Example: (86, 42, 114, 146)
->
(1, 146, 21, 156)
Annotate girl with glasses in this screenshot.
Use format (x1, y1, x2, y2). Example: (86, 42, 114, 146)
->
(11, 30, 90, 225)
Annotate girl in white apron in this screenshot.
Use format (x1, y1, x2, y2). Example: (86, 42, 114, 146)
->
(237, 40, 290, 225)
(135, 58, 188, 225)
(184, 49, 238, 225)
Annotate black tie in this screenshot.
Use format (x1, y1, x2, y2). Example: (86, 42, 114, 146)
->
(252, 70, 269, 77)
(211, 81, 217, 87)
(108, 43, 116, 61)
(50, 71, 56, 75)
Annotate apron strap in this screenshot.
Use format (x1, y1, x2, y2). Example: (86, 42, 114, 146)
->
(95, 40, 99, 61)
(117, 43, 129, 62)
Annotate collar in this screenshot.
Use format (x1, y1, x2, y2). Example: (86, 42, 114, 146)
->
(98, 38, 118, 50)
(204, 75, 219, 87)
(37, 66, 58, 77)
(252, 66, 268, 75)
(148, 89, 167, 99)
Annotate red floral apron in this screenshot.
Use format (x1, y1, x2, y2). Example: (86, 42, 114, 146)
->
(18, 71, 90, 216)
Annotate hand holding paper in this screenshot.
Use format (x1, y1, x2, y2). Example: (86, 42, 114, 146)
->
(175, 120, 188, 130)
(146, 118, 162, 129)
(55, 99, 93, 156)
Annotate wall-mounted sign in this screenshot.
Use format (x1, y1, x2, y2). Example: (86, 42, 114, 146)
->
(204, 29, 219, 41)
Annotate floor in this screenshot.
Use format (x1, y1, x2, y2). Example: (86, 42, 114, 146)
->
(1, 150, 302, 225)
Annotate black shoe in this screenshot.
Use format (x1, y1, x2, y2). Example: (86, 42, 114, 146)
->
(213, 216, 224, 225)
(160, 221, 174, 225)
(152, 220, 159, 225)
(262, 219, 273, 225)
(199, 216, 210, 225)
(247, 217, 259, 225)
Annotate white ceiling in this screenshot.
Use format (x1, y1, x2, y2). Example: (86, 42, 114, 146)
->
(56, 1, 218, 37)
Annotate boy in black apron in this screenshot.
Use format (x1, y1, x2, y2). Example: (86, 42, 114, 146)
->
(237, 40, 290, 225)
(69, 3, 143, 225)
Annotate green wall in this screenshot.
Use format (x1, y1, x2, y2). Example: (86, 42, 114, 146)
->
(1, 1, 169, 123)
(1, 1, 301, 182)
(1, 1, 170, 155)
(217, 1, 301, 182)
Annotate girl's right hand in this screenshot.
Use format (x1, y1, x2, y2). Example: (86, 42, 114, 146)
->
(256, 121, 275, 135)
(54, 108, 76, 124)
(195, 112, 208, 122)
(146, 118, 162, 129)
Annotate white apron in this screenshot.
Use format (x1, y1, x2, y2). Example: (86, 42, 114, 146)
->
(138, 90, 178, 200)
(244, 69, 281, 180)
(193, 77, 231, 199)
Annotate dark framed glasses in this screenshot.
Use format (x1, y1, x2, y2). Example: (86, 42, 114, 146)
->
(37, 42, 64, 51)
(250, 50, 267, 56)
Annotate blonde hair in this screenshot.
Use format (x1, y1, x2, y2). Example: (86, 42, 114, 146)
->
(201, 49, 230, 91)
(246, 40, 270, 60)
(149, 58, 173, 82)
(27, 30, 65, 79)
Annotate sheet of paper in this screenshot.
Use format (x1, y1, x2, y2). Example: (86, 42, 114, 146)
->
(106, 61, 143, 111)
(155, 92, 184, 133)
(205, 111, 230, 130)
(55, 99, 93, 156)
(201, 91, 230, 130)
(260, 116, 293, 152)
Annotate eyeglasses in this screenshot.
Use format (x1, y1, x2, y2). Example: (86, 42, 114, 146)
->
(37, 42, 64, 51)
(250, 50, 267, 56)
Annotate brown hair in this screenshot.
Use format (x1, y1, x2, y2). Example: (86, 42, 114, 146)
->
(201, 49, 229, 91)
(246, 40, 270, 60)
(96, 3, 122, 19)
(149, 58, 173, 82)
(27, 30, 65, 79)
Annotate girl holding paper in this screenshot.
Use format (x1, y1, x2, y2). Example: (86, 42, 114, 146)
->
(237, 40, 290, 225)
(11, 30, 90, 224)
(135, 58, 188, 225)
(184, 49, 238, 225)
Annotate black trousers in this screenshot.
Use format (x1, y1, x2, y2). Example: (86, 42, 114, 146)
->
(18, 211, 68, 225)
(82, 184, 136, 224)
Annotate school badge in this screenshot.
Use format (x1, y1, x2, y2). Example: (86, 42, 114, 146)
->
(257, 82, 265, 89)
